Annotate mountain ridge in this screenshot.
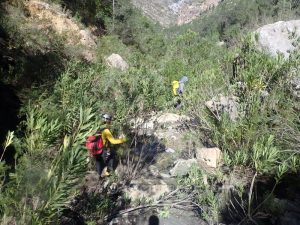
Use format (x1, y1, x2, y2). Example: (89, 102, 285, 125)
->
(131, 0, 222, 27)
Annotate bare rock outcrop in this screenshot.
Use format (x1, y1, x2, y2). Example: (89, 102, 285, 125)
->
(205, 95, 239, 121)
(131, 0, 222, 27)
(130, 112, 190, 136)
(255, 20, 300, 59)
(196, 147, 223, 168)
(105, 53, 129, 71)
(24, 0, 97, 62)
(170, 159, 197, 177)
(124, 178, 170, 202)
(177, 0, 221, 25)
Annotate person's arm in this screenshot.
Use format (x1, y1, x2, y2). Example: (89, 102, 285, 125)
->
(102, 128, 127, 145)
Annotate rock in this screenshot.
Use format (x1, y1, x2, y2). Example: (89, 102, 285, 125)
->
(130, 213, 160, 225)
(24, 0, 97, 62)
(290, 76, 300, 98)
(205, 95, 239, 121)
(160, 208, 207, 225)
(124, 178, 170, 202)
(82, 171, 116, 194)
(203, 174, 208, 186)
(220, 184, 235, 192)
(130, 112, 200, 173)
(129, 112, 190, 137)
(81, 49, 96, 62)
(160, 173, 171, 179)
(108, 209, 206, 225)
(177, 0, 221, 26)
(129, 117, 155, 136)
(82, 171, 101, 193)
(166, 148, 175, 153)
(169, 0, 185, 14)
(260, 90, 269, 98)
(153, 130, 177, 140)
(255, 20, 300, 59)
(217, 41, 225, 47)
(130, 117, 154, 130)
(156, 113, 190, 124)
(131, 0, 221, 27)
(108, 214, 139, 225)
(196, 147, 222, 168)
(79, 30, 96, 48)
(105, 53, 129, 71)
(170, 158, 197, 177)
(170, 135, 177, 140)
(149, 165, 160, 177)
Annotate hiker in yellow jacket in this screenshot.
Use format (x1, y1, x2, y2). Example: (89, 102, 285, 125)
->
(100, 113, 127, 177)
(172, 76, 188, 108)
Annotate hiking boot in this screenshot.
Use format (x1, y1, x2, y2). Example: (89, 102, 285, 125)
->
(101, 171, 110, 177)
(101, 167, 110, 177)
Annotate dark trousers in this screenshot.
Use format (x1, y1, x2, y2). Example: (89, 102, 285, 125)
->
(174, 96, 182, 109)
(104, 149, 115, 173)
(94, 150, 115, 175)
(94, 154, 105, 175)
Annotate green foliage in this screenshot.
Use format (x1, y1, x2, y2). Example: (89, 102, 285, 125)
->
(48, 0, 113, 29)
(0, 131, 14, 162)
(170, 0, 300, 44)
(199, 37, 300, 177)
(97, 35, 131, 63)
(101, 0, 168, 64)
(81, 191, 118, 223)
(159, 207, 170, 218)
(24, 106, 62, 157)
(0, 106, 96, 224)
(0, 3, 67, 88)
(0, 57, 171, 223)
(252, 135, 280, 173)
(1, 0, 300, 223)
(178, 166, 220, 223)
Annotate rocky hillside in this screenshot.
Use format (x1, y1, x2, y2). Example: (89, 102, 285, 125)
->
(1, 0, 300, 225)
(24, 0, 97, 61)
(131, 0, 222, 27)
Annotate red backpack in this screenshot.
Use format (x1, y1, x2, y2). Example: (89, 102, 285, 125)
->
(85, 135, 104, 155)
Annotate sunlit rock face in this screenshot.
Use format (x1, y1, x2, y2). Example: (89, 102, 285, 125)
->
(24, 0, 97, 61)
(256, 20, 300, 59)
(131, 0, 222, 27)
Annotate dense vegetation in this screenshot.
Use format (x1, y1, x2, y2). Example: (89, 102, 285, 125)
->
(0, 0, 300, 224)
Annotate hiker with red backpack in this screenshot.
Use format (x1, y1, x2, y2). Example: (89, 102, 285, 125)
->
(86, 113, 127, 177)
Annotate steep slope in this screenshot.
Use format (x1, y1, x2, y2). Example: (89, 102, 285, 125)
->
(24, 0, 97, 61)
(1, 0, 300, 224)
(131, 0, 221, 27)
